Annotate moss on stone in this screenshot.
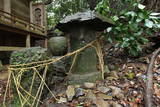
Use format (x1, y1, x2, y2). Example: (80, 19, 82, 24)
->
(48, 36, 67, 56)
(67, 72, 102, 85)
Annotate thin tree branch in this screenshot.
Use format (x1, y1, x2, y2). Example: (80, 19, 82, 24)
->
(43, 0, 54, 5)
(145, 47, 160, 107)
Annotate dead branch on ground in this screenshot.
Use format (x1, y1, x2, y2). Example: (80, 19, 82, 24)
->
(145, 47, 160, 107)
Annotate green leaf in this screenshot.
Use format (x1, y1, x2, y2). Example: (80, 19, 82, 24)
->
(136, 18, 142, 22)
(121, 41, 129, 48)
(155, 24, 160, 28)
(123, 37, 129, 42)
(149, 16, 160, 19)
(113, 16, 119, 21)
(138, 4, 145, 10)
(129, 37, 135, 40)
(125, 11, 137, 17)
(150, 13, 160, 16)
(130, 47, 138, 56)
(140, 37, 149, 44)
(138, 12, 146, 19)
(136, 44, 142, 51)
(108, 36, 113, 43)
(107, 27, 112, 32)
(134, 31, 143, 36)
(145, 19, 154, 28)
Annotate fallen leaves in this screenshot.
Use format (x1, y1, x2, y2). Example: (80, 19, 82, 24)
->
(66, 85, 75, 101)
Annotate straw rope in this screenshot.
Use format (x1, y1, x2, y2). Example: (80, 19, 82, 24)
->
(3, 39, 105, 107)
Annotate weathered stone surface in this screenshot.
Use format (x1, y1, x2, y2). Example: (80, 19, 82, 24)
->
(10, 47, 49, 98)
(110, 71, 118, 78)
(56, 11, 114, 32)
(45, 103, 68, 107)
(66, 85, 75, 101)
(10, 47, 67, 101)
(110, 86, 124, 99)
(67, 72, 102, 85)
(95, 97, 110, 107)
(75, 88, 85, 97)
(68, 27, 98, 74)
(48, 56, 67, 74)
(71, 47, 97, 74)
(10, 47, 48, 64)
(97, 86, 111, 93)
(112, 102, 123, 107)
(48, 36, 67, 56)
(86, 90, 96, 101)
(58, 97, 67, 103)
(84, 82, 95, 89)
(97, 93, 113, 100)
(55, 11, 114, 85)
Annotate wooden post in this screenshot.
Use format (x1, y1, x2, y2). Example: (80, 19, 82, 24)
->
(4, 0, 11, 13)
(30, 1, 33, 23)
(26, 34, 31, 48)
(3, 0, 11, 22)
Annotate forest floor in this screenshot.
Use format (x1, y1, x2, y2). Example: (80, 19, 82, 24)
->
(0, 47, 160, 107)
(40, 49, 160, 107)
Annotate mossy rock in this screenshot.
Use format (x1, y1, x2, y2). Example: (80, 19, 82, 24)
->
(48, 36, 67, 56)
(10, 47, 48, 65)
(67, 72, 102, 85)
(10, 47, 67, 103)
(71, 48, 97, 74)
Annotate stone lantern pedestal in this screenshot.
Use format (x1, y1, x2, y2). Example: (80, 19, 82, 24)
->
(69, 26, 97, 74)
(56, 11, 114, 84)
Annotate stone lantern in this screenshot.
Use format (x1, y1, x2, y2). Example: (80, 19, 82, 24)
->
(56, 11, 114, 82)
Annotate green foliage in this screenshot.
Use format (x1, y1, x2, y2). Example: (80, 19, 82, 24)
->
(96, 0, 160, 56)
(33, 0, 101, 28)
(46, 0, 103, 28)
(46, 0, 90, 27)
(95, 0, 110, 16)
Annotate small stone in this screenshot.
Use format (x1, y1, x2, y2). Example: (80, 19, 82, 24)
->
(116, 93, 124, 99)
(97, 93, 113, 100)
(74, 85, 80, 88)
(86, 90, 96, 101)
(133, 91, 138, 96)
(112, 102, 122, 107)
(110, 86, 124, 99)
(58, 97, 67, 103)
(75, 88, 85, 97)
(47, 103, 68, 107)
(110, 71, 118, 78)
(97, 86, 110, 93)
(107, 77, 117, 81)
(95, 97, 110, 107)
(84, 82, 95, 89)
(130, 81, 135, 85)
(78, 96, 86, 102)
(48, 36, 67, 56)
(66, 85, 75, 101)
(108, 64, 115, 71)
